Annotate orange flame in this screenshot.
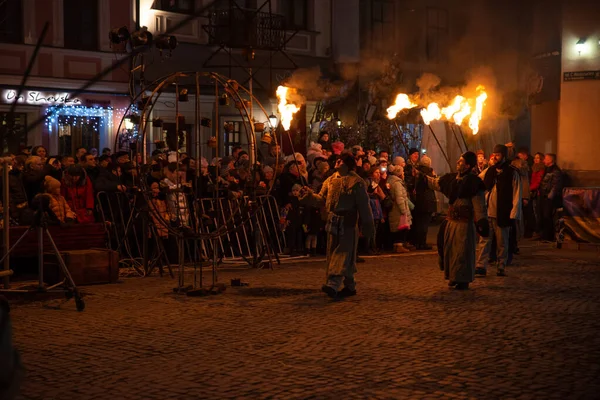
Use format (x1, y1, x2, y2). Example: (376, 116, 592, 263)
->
(468, 86, 488, 135)
(452, 100, 472, 126)
(386, 86, 488, 134)
(386, 93, 417, 119)
(276, 86, 300, 131)
(441, 95, 465, 120)
(420, 103, 442, 125)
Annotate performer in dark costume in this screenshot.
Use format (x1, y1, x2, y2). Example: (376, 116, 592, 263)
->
(419, 152, 489, 290)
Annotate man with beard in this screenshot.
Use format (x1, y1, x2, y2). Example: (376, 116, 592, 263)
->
(419, 152, 489, 290)
(476, 144, 522, 277)
(303, 152, 374, 298)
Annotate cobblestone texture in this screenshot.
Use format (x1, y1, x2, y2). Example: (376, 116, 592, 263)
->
(9, 245, 600, 400)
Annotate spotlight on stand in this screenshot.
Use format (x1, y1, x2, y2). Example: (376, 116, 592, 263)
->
(131, 26, 153, 48)
(108, 26, 130, 45)
(179, 88, 189, 102)
(219, 94, 229, 106)
(155, 35, 177, 56)
(268, 114, 279, 130)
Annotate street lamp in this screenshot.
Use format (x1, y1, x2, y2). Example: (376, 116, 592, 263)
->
(334, 117, 342, 127)
(268, 114, 279, 130)
(576, 38, 587, 55)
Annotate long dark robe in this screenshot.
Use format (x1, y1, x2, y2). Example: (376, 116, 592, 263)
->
(428, 173, 487, 283)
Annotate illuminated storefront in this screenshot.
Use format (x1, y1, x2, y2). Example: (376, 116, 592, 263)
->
(0, 88, 130, 156)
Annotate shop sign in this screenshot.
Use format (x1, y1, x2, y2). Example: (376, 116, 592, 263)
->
(2, 90, 82, 105)
(563, 70, 600, 82)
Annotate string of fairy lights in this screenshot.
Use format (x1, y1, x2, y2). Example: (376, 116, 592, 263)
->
(45, 104, 140, 135)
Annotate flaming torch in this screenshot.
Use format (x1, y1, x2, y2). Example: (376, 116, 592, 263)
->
(276, 85, 300, 131)
(387, 94, 417, 119)
(468, 86, 488, 135)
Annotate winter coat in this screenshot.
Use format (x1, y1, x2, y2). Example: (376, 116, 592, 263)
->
(540, 164, 563, 205)
(149, 197, 170, 238)
(61, 176, 96, 224)
(511, 158, 531, 199)
(22, 169, 45, 207)
(530, 166, 545, 194)
(387, 174, 412, 232)
(45, 193, 76, 223)
(415, 165, 437, 214)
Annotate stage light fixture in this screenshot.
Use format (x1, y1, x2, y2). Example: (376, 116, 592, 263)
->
(108, 26, 130, 45)
(179, 88, 189, 102)
(219, 94, 230, 106)
(155, 35, 178, 51)
(131, 27, 153, 48)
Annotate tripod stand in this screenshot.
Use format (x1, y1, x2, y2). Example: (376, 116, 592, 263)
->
(0, 210, 85, 312)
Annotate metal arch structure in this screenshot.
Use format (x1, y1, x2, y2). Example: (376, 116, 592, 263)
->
(112, 70, 282, 234)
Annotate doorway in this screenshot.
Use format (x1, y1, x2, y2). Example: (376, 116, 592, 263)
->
(57, 116, 100, 156)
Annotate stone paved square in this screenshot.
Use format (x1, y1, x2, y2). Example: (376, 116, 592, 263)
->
(8, 245, 600, 399)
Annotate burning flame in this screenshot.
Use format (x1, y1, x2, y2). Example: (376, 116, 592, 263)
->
(386, 86, 488, 135)
(276, 85, 300, 131)
(468, 86, 488, 135)
(420, 103, 442, 125)
(387, 94, 417, 119)
(452, 100, 471, 126)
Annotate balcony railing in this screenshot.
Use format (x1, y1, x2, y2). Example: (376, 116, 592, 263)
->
(204, 8, 287, 50)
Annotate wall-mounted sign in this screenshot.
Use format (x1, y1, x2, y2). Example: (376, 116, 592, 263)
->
(2, 90, 82, 105)
(563, 70, 600, 82)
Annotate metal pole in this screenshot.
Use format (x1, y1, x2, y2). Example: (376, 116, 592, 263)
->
(38, 226, 44, 290)
(426, 123, 452, 171)
(2, 161, 10, 288)
(456, 125, 469, 152)
(392, 120, 410, 156)
(449, 124, 464, 153)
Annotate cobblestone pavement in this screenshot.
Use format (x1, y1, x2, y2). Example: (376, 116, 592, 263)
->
(9, 244, 600, 400)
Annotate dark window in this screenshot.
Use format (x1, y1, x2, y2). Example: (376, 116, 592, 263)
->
(223, 121, 241, 156)
(371, 0, 394, 51)
(0, 0, 23, 44)
(64, 0, 98, 50)
(426, 7, 448, 63)
(281, 0, 307, 30)
(153, 0, 194, 13)
(0, 112, 27, 153)
(57, 116, 100, 156)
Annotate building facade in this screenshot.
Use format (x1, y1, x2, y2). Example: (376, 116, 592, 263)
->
(0, 0, 357, 158)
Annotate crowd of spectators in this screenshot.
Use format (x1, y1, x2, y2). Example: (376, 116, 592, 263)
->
(0, 132, 564, 260)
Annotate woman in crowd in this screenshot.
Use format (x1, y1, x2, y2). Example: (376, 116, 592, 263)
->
(530, 152, 546, 239)
(387, 163, 413, 253)
(61, 164, 95, 224)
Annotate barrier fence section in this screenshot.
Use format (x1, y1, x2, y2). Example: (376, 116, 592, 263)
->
(96, 191, 286, 266)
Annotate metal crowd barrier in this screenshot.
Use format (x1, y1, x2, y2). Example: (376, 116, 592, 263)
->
(96, 191, 286, 267)
(193, 195, 286, 262)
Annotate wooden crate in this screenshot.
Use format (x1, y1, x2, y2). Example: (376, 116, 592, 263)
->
(44, 249, 120, 286)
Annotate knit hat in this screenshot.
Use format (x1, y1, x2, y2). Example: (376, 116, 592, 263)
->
(393, 156, 405, 166)
(263, 165, 273, 174)
(388, 164, 404, 176)
(409, 148, 419, 156)
(351, 145, 363, 155)
(292, 184, 302, 192)
(368, 155, 377, 166)
(420, 155, 432, 167)
(331, 141, 345, 155)
(476, 149, 485, 156)
(462, 151, 477, 168)
(44, 176, 61, 193)
(492, 144, 508, 158)
(200, 157, 209, 167)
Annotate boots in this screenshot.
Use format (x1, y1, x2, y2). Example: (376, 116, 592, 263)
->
(393, 243, 410, 253)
